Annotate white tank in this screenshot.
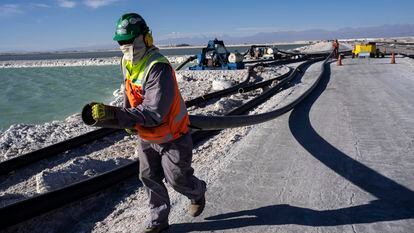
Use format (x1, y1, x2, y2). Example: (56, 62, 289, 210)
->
(228, 52, 244, 63)
(266, 47, 274, 55)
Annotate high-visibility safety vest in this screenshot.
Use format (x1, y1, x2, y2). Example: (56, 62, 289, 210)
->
(122, 51, 189, 144)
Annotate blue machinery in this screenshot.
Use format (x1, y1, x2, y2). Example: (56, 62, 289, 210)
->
(189, 39, 245, 70)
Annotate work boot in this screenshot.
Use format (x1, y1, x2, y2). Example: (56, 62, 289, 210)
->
(189, 181, 207, 217)
(189, 195, 205, 217)
(143, 223, 169, 233)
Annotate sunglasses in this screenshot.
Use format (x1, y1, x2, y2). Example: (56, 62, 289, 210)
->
(118, 38, 135, 46)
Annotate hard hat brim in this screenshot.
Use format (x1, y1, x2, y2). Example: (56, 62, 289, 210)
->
(113, 34, 136, 41)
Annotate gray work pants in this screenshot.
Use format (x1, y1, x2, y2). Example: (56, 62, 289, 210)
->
(138, 133, 206, 226)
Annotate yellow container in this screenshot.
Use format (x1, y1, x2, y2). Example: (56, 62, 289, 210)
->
(353, 43, 376, 56)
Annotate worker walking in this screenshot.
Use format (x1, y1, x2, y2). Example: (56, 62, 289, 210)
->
(90, 13, 206, 233)
(332, 39, 339, 58)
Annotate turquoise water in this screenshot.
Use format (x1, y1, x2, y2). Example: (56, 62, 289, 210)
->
(0, 65, 121, 130)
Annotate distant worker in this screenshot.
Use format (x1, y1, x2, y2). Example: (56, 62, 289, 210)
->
(90, 13, 206, 233)
(254, 47, 261, 59)
(332, 39, 339, 58)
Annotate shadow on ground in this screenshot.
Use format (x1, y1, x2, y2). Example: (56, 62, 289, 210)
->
(171, 62, 414, 232)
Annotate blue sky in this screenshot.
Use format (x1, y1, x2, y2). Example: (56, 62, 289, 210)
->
(0, 0, 413, 52)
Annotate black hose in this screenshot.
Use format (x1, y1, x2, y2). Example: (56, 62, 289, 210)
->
(175, 55, 197, 71)
(402, 53, 414, 59)
(185, 65, 255, 107)
(276, 48, 352, 58)
(0, 128, 119, 175)
(191, 57, 322, 144)
(0, 161, 138, 229)
(188, 54, 332, 130)
(275, 48, 307, 56)
(238, 66, 292, 94)
(185, 57, 301, 107)
(242, 54, 308, 64)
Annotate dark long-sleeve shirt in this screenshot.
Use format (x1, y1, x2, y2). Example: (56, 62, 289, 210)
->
(114, 63, 175, 128)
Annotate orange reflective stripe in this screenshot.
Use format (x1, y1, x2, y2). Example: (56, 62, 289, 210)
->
(143, 133, 173, 144)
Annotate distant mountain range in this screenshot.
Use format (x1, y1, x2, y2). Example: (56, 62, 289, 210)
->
(1, 24, 413, 53)
(155, 24, 414, 45)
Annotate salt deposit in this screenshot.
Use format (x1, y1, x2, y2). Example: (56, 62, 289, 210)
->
(0, 130, 135, 207)
(0, 114, 94, 161)
(187, 65, 291, 116)
(212, 79, 234, 91)
(35, 157, 129, 193)
(177, 69, 248, 101)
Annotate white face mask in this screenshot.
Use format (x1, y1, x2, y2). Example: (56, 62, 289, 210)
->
(120, 44, 134, 61)
(119, 35, 147, 63)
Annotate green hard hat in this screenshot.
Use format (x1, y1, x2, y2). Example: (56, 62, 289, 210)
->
(113, 13, 149, 41)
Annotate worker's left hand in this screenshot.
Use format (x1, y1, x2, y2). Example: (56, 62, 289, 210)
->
(91, 103, 116, 121)
(125, 128, 138, 135)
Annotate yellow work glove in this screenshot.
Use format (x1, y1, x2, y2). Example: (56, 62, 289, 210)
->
(91, 103, 116, 121)
(125, 128, 138, 135)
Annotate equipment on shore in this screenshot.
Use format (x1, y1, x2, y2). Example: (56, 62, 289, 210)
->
(189, 39, 244, 70)
(352, 42, 385, 58)
(228, 52, 244, 63)
(245, 45, 281, 60)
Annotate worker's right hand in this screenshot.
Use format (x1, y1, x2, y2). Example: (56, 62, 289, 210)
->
(91, 103, 116, 121)
(125, 128, 137, 135)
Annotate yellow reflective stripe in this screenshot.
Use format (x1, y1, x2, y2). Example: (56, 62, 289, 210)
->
(141, 58, 161, 81)
(137, 53, 161, 83)
(124, 52, 169, 88)
(141, 54, 169, 89)
(174, 97, 188, 124)
(121, 59, 127, 78)
(124, 55, 150, 84)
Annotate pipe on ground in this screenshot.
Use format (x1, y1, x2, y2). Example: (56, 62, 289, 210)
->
(188, 53, 333, 130)
(175, 55, 197, 71)
(81, 103, 126, 129)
